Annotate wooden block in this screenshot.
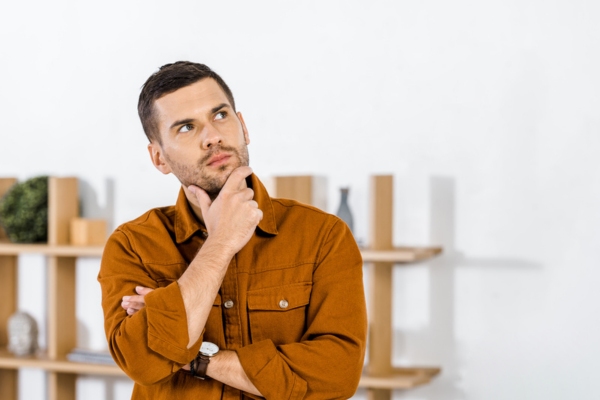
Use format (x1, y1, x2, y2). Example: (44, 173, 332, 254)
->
(48, 177, 79, 246)
(0, 178, 18, 240)
(272, 175, 327, 210)
(70, 218, 107, 246)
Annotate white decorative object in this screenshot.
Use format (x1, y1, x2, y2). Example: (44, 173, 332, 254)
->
(7, 311, 38, 356)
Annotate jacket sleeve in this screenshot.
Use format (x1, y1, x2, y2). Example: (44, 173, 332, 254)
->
(98, 229, 203, 385)
(236, 219, 367, 399)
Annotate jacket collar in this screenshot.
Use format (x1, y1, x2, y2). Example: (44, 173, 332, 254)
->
(174, 173, 278, 243)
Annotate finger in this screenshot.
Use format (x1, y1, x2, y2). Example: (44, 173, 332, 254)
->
(122, 301, 145, 310)
(129, 301, 145, 309)
(241, 188, 255, 201)
(221, 166, 253, 192)
(127, 295, 146, 304)
(190, 185, 212, 221)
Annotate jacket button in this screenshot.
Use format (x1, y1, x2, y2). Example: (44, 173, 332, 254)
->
(224, 300, 234, 309)
(278, 299, 289, 309)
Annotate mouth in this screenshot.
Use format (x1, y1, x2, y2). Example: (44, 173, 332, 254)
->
(206, 153, 232, 167)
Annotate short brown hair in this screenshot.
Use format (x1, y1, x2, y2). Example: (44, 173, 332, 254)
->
(137, 61, 236, 143)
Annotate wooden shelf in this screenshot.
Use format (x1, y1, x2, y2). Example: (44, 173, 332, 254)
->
(0, 350, 124, 376)
(0, 241, 104, 257)
(0, 241, 440, 262)
(359, 367, 441, 389)
(1, 175, 443, 400)
(0, 176, 111, 400)
(360, 247, 442, 263)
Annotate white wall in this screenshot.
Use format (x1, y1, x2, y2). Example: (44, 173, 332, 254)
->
(1, 1, 599, 399)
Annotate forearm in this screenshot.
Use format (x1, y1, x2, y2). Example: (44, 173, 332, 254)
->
(106, 283, 198, 384)
(178, 237, 235, 348)
(236, 335, 365, 400)
(207, 350, 262, 397)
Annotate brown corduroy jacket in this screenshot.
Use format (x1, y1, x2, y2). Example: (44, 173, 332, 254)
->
(98, 174, 367, 399)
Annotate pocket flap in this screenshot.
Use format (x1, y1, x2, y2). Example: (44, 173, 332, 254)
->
(248, 282, 312, 311)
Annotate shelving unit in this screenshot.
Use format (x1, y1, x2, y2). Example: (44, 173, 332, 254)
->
(0, 177, 123, 400)
(275, 175, 442, 399)
(1, 174, 441, 400)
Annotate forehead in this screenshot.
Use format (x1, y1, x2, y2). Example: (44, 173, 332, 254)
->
(153, 78, 231, 125)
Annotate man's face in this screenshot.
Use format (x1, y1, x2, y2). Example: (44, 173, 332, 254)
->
(148, 78, 250, 198)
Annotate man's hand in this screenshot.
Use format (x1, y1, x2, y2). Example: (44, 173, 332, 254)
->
(189, 166, 263, 257)
(121, 286, 153, 315)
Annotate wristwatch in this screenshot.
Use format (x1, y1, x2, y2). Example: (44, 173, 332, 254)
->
(191, 341, 219, 380)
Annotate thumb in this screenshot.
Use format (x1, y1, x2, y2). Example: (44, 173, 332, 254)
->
(189, 185, 212, 220)
(135, 286, 154, 295)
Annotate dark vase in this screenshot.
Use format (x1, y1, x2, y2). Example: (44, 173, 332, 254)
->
(336, 187, 354, 233)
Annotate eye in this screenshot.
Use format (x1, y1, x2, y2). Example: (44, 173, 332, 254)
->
(215, 111, 227, 120)
(178, 123, 194, 133)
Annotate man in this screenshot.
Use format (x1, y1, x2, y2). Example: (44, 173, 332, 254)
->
(98, 61, 367, 399)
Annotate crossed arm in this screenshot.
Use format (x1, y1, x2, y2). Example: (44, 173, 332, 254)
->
(103, 166, 367, 398)
(116, 166, 263, 396)
(122, 286, 259, 395)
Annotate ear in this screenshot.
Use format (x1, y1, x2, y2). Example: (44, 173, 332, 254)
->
(147, 142, 172, 175)
(237, 112, 250, 145)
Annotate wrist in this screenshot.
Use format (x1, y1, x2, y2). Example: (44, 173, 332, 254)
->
(204, 349, 230, 378)
(201, 236, 237, 261)
(189, 341, 219, 380)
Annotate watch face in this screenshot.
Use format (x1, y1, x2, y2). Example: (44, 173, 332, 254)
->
(200, 341, 219, 356)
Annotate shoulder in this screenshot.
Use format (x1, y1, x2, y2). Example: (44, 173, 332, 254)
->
(109, 205, 177, 246)
(270, 197, 351, 244)
(270, 197, 329, 216)
(271, 197, 338, 225)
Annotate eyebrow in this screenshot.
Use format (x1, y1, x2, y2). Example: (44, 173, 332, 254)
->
(169, 103, 230, 130)
(211, 103, 229, 114)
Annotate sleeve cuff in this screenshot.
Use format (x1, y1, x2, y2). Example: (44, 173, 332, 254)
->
(236, 340, 307, 399)
(145, 281, 202, 365)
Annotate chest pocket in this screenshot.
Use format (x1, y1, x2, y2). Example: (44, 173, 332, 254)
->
(247, 282, 312, 345)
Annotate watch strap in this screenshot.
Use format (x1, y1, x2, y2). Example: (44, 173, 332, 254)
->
(194, 353, 211, 380)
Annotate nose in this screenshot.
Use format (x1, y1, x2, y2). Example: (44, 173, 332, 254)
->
(201, 123, 223, 150)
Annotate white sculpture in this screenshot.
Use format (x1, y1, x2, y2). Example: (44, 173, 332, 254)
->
(7, 311, 38, 357)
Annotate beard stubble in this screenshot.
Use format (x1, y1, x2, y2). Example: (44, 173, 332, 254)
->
(165, 144, 250, 200)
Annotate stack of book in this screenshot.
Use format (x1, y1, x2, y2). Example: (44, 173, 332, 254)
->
(67, 348, 116, 365)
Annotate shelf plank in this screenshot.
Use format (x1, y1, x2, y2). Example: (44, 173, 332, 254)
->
(0, 243, 442, 263)
(48, 177, 79, 246)
(0, 242, 104, 257)
(0, 255, 17, 347)
(47, 256, 76, 359)
(0, 178, 17, 241)
(359, 367, 441, 389)
(360, 247, 442, 263)
(0, 350, 125, 376)
(0, 369, 17, 400)
(49, 371, 76, 400)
